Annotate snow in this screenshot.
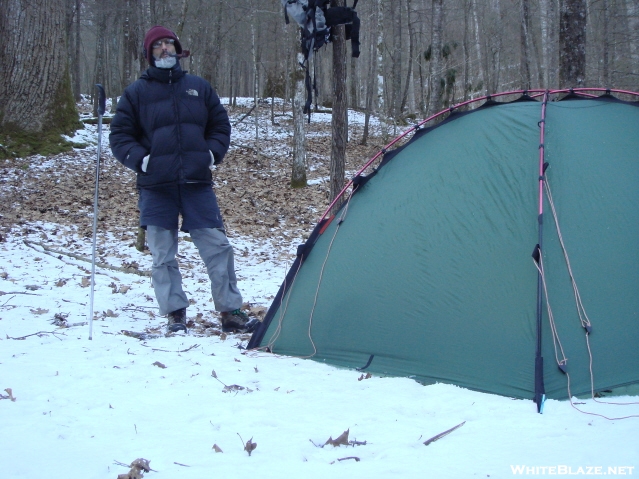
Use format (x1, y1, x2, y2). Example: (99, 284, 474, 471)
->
(1, 100, 638, 479)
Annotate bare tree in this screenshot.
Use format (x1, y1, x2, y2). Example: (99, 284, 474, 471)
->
(0, 0, 79, 158)
(540, 0, 558, 89)
(520, 0, 533, 89)
(559, 0, 587, 87)
(362, 0, 381, 145)
(329, 0, 349, 209)
(291, 52, 307, 188)
(429, 0, 444, 114)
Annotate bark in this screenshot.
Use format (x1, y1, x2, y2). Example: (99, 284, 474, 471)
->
(0, 0, 77, 134)
(329, 0, 348, 210)
(559, 0, 587, 87)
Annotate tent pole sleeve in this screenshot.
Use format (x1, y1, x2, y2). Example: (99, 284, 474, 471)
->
(534, 90, 550, 413)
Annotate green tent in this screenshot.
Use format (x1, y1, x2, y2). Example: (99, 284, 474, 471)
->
(248, 90, 639, 409)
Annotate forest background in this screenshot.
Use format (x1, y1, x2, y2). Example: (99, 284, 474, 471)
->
(0, 0, 638, 173)
(39, 0, 639, 112)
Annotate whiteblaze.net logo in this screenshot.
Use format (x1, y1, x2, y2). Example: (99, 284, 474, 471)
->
(510, 465, 635, 476)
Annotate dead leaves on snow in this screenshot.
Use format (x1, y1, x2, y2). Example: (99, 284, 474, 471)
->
(244, 437, 257, 456)
(1, 388, 16, 402)
(116, 458, 152, 479)
(211, 369, 254, 394)
(237, 433, 257, 456)
(324, 429, 351, 447)
(310, 428, 367, 449)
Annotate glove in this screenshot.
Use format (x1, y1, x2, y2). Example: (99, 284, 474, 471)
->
(141, 155, 150, 172)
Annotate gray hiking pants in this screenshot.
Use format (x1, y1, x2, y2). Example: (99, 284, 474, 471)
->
(146, 225, 243, 315)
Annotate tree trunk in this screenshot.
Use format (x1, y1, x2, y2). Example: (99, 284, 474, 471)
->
(429, 0, 444, 114)
(329, 0, 348, 210)
(252, 18, 260, 158)
(521, 0, 532, 89)
(93, 1, 107, 116)
(601, 0, 610, 86)
(463, 0, 471, 101)
(291, 52, 307, 188)
(471, 0, 485, 93)
(0, 0, 79, 158)
(559, 0, 587, 87)
(391, 0, 403, 118)
(627, 0, 639, 77)
(540, 0, 552, 88)
(362, 0, 381, 146)
(137, 0, 151, 76)
(74, 0, 82, 101)
(175, 0, 189, 37)
(400, 0, 415, 114)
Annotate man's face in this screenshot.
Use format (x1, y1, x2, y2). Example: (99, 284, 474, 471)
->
(152, 38, 176, 60)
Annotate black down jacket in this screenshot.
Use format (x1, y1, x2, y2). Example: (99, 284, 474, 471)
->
(109, 64, 231, 188)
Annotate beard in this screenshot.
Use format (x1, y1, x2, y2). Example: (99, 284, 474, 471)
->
(154, 55, 177, 69)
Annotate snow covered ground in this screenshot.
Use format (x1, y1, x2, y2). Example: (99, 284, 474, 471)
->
(1, 100, 638, 479)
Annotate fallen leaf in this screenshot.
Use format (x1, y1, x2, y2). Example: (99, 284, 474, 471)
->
(244, 438, 257, 456)
(152, 361, 166, 369)
(30, 308, 49, 315)
(213, 444, 223, 453)
(2, 388, 16, 402)
(223, 384, 245, 393)
(325, 429, 350, 447)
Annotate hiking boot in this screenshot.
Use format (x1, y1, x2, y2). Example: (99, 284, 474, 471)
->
(167, 307, 187, 333)
(220, 309, 258, 333)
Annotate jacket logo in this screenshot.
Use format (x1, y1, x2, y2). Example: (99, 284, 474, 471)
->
(186, 89, 199, 96)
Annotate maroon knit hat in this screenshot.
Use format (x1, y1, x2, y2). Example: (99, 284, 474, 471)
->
(143, 25, 183, 65)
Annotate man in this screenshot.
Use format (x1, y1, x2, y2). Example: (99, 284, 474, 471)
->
(109, 25, 255, 334)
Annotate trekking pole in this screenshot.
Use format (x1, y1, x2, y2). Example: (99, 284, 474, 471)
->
(88, 84, 106, 340)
